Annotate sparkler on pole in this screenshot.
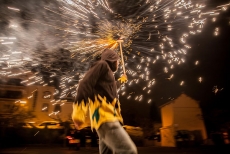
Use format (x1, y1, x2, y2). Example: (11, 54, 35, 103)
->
(117, 39, 126, 75)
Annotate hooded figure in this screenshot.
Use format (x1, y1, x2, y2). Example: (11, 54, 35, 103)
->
(72, 48, 137, 154)
(73, 49, 123, 130)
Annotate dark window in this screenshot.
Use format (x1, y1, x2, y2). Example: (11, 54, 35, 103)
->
(32, 91, 38, 111)
(43, 91, 51, 99)
(41, 103, 49, 112)
(0, 90, 23, 99)
(54, 104, 61, 113)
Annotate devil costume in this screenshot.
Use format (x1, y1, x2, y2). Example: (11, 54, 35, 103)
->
(72, 49, 137, 154)
(72, 49, 123, 130)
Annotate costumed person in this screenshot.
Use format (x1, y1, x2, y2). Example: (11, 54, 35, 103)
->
(72, 48, 137, 154)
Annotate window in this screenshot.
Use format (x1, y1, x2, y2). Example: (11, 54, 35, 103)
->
(0, 90, 23, 99)
(54, 104, 61, 113)
(41, 103, 49, 112)
(43, 91, 51, 99)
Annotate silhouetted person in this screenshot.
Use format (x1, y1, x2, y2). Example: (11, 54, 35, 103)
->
(72, 49, 137, 154)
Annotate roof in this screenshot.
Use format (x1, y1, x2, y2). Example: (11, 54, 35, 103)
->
(159, 93, 199, 109)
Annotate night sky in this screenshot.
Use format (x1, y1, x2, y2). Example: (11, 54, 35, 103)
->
(116, 0, 230, 127)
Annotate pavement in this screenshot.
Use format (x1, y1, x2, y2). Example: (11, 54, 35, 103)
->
(0, 145, 230, 154)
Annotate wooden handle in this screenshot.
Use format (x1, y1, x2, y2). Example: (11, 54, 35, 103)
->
(118, 40, 126, 75)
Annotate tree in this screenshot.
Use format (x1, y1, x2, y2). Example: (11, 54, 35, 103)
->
(0, 102, 35, 127)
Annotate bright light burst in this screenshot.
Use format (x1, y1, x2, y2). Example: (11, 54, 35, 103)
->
(0, 0, 229, 114)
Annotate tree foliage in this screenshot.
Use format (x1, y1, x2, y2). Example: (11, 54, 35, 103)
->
(0, 103, 35, 127)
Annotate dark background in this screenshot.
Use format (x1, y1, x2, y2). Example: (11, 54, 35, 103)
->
(117, 0, 230, 132)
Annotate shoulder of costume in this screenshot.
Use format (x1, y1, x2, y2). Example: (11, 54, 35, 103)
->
(95, 60, 109, 67)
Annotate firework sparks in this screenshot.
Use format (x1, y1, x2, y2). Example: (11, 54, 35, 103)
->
(212, 86, 223, 95)
(0, 0, 229, 114)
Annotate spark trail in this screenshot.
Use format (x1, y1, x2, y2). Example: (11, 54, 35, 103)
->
(0, 0, 229, 116)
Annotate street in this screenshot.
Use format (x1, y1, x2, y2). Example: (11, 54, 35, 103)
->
(0, 145, 229, 154)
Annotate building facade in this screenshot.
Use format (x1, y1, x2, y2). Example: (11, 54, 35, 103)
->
(0, 84, 73, 124)
(160, 93, 207, 147)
